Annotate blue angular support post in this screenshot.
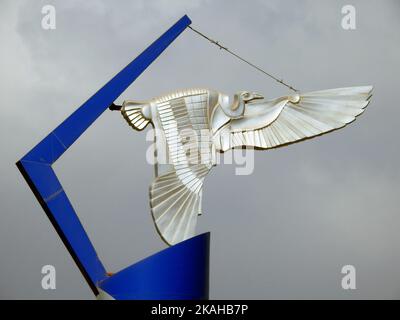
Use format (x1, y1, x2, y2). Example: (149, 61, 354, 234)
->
(16, 15, 210, 299)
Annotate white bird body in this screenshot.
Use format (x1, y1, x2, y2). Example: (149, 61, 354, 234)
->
(119, 86, 373, 245)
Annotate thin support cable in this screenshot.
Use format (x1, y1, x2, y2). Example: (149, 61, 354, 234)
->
(188, 25, 298, 92)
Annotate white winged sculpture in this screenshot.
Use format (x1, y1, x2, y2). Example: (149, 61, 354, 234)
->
(109, 86, 373, 245)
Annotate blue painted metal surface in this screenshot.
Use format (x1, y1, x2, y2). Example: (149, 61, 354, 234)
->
(16, 15, 194, 296)
(99, 233, 210, 300)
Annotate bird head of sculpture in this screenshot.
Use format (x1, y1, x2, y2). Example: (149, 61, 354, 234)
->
(238, 91, 264, 103)
(221, 91, 264, 118)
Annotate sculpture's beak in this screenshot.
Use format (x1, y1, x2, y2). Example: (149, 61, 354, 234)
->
(252, 93, 264, 100)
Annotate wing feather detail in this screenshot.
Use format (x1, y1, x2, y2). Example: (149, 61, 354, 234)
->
(150, 90, 212, 245)
(216, 86, 372, 151)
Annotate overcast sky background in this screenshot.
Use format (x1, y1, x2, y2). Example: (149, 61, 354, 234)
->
(1, 0, 399, 299)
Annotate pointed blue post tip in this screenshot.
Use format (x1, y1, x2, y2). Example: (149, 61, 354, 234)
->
(182, 14, 192, 24)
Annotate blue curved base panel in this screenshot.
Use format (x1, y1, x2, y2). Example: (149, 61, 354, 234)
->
(16, 15, 210, 299)
(99, 233, 210, 300)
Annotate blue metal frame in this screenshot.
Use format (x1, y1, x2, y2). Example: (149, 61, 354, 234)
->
(16, 15, 193, 296)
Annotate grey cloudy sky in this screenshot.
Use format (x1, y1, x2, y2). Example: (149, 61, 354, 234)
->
(1, 0, 399, 299)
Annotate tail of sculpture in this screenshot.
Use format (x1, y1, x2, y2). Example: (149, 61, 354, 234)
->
(121, 101, 151, 131)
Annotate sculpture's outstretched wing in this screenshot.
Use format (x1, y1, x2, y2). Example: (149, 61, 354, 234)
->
(120, 90, 212, 246)
(214, 86, 373, 151)
(149, 90, 212, 246)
